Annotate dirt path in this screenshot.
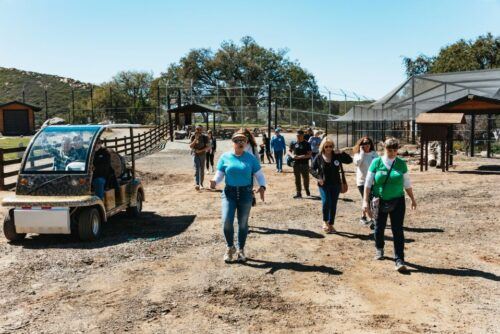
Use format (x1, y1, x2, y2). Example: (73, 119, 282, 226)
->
(0, 141, 499, 333)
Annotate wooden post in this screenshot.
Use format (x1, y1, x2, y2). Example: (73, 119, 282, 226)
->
(167, 94, 173, 142)
(448, 125, 454, 166)
(424, 142, 428, 171)
(325, 120, 328, 136)
(469, 114, 475, 157)
(487, 113, 492, 158)
(420, 140, 424, 172)
(129, 128, 135, 179)
(440, 141, 445, 172)
(213, 111, 216, 132)
(445, 140, 449, 171)
(156, 85, 160, 125)
(0, 149, 4, 190)
(336, 122, 339, 145)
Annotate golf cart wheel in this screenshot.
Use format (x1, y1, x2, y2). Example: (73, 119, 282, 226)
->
(78, 207, 102, 241)
(3, 211, 26, 242)
(127, 192, 143, 217)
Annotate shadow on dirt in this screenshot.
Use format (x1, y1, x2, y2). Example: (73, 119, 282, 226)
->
(334, 230, 415, 243)
(403, 227, 444, 233)
(451, 164, 500, 175)
(250, 226, 325, 239)
(13, 211, 196, 249)
(242, 258, 342, 275)
(383, 259, 500, 281)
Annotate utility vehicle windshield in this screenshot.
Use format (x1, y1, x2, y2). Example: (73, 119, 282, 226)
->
(23, 126, 101, 173)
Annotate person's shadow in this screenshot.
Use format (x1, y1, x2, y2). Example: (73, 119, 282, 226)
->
(242, 258, 342, 275)
(250, 226, 325, 239)
(382, 257, 500, 281)
(334, 230, 415, 243)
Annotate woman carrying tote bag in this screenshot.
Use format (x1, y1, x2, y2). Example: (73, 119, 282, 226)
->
(310, 137, 352, 234)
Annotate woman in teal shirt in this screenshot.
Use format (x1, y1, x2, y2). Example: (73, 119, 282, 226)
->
(210, 131, 266, 263)
(363, 138, 417, 272)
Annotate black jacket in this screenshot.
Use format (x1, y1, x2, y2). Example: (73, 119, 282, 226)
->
(93, 148, 111, 178)
(310, 152, 352, 186)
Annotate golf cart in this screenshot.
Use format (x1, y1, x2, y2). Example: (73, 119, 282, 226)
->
(2, 125, 144, 242)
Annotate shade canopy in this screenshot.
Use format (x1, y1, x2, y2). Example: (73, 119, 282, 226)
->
(167, 103, 222, 114)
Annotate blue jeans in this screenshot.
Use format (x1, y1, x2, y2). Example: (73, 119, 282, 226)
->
(318, 184, 341, 225)
(221, 185, 253, 249)
(193, 154, 206, 186)
(92, 177, 106, 199)
(274, 151, 283, 171)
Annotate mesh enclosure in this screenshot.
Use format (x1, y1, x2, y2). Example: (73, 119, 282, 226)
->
(335, 69, 500, 122)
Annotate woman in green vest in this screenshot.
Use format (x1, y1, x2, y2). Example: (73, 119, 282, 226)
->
(362, 137, 417, 272)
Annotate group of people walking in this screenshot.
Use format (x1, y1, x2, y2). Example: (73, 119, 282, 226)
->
(189, 125, 417, 272)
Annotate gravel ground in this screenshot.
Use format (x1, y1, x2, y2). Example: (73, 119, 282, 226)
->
(0, 139, 499, 333)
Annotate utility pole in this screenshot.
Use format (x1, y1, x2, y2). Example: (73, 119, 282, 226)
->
(240, 81, 244, 127)
(71, 88, 75, 124)
(311, 92, 314, 125)
(44, 87, 48, 121)
(324, 87, 331, 115)
(90, 85, 94, 123)
(288, 83, 292, 126)
(267, 85, 272, 139)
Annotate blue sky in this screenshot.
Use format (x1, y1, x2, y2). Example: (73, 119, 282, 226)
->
(0, 0, 499, 99)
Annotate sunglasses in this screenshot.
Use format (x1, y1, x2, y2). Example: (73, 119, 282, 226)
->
(324, 145, 333, 148)
(361, 142, 370, 146)
(232, 138, 247, 144)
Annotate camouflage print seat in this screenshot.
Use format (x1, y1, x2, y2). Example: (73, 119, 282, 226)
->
(107, 148, 125, 179)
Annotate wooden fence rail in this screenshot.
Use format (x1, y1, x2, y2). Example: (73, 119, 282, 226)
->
(0, 123, 171, 190)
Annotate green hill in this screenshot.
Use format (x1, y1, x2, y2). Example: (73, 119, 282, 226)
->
(0, 67, 92, 120)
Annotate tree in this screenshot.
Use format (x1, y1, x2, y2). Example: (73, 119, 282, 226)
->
(159, 36, 323, 123)
(403, 33, 500, 77)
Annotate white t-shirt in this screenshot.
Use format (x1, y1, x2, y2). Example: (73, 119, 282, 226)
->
(353, 150, 378, 186)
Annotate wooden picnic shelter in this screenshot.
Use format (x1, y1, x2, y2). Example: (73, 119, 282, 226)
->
(166, 103, 222, 141)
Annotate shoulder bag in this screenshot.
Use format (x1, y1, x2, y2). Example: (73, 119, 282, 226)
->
(339, 161, 348, 194)
(371, 159, 398, 218)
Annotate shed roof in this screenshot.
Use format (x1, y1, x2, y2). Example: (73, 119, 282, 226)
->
(427, 94, 500, 114)
(168, 103, 222, 114)
(0, 100, 42, 111)
(416, 113, 466, 125)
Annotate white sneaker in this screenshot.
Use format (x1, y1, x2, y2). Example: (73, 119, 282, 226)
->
(395, 259, 407, 272)
(224, 246, 236, 263)
(236, 249, 247, 262)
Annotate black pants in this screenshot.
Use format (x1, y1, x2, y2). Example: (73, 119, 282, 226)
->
(293, 163, 310, 194)
(206, 152, 215, 169)
(265, 149, 274, 163)
(374, 196, 406, 262)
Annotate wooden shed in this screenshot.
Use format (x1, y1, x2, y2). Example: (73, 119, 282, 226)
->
(0, 101, 41, 136)
(416, 112, 466, 172)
